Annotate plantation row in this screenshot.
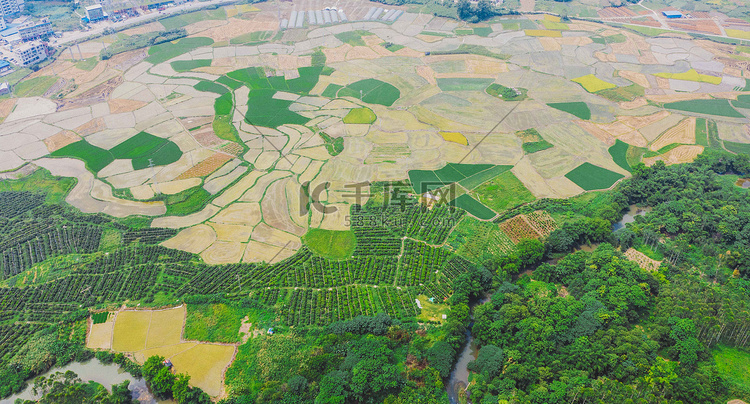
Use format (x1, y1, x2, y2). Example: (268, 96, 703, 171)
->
(350, 203, 465, 246)
(79, 245, 191, 275)
(0, 191, 44, 218)
(0, 225, 102, 278)
(397, 240, 452, 286)
(122, 228, 178, 245)
(304, 256, 399, 286)
(246, 285, 421, 327)
(0, 323, 42, 363)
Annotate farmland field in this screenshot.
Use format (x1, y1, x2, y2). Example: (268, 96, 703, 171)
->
(664, 99, 745, 118)
(4, 5, 750, 403)
(565, 163, 625, 190)
(547, 102, 591, 120)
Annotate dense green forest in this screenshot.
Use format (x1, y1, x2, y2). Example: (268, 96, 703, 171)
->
(1, 151, 750, 403)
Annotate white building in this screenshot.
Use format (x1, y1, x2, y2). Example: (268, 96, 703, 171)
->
(13, 41, 46, 66)
(18, 17, 51, 41)
(0, 0, 22, 17)
(85, 4, 107, 21)
(0, 82, 9, 95)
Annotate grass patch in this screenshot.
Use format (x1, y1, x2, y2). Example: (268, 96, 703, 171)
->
(75, 57, 99, 71)
(664, 99, 744, 118)
(694, 118, 709, 147)
(343, 107, 376, 124)
(724, 141, 750, 155)
(319, 132, 344, 156)
(474, 27, 492, 37)
(164, 187, 212, 216)
(470, 171, 534, 213)
(437, 78, 494, 92)
(416, 294, 449, 322)
(454, 194, 496, 220)
(573, 74, 617, 93)
(597, 83, 645, 102)
(0, 168, 75, 204)
(338, 78, 400, 106)
(565, 163, 625, 191)
(334, 30, 369, 46)
(654, 69, 722, 85)
(522, 141, 554, 154)
(171, 59, 212, 72)
(145, 37, 214, 65)
(608, 139, 632, 172)
(540, 20, 569, 30)
(159, 9, 226, 30)
(185, 303, 245, 343)
(381, 42, 405, 52)
(547, 102, 591, 120)
(626, 144, 647, 168)
(214, 92, 234, 115)
(410, 164, 509, 194)
(51, 140, 114, 173)
(707, 119, 722, 148)
(303, 229, 356, 259)
(455, 28, 474, 35)
(643, 143, 683, 158)
(217, 75, 243, 90)
(213, 114, 240, 142)
(486, 83, 528, 101)
(591, 34, 627, 44)
(229, 30, 273, 44)
(195, 80, 230, 95)
(713, 344, 750, 390)
(419, 31, 453, 37)
(14, 76, 58, 97)
(322, 83, 343, 98)
(516, 128, 553, 154)
(622, 24, 672, 37)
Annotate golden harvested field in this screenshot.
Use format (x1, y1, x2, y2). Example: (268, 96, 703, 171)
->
(176, 153, 234, 179)
(650, 117, 696, 151)
(44, 131, 81, 153)
(111, 310, 151, 352)
(624, 248, 661, 271)
(644, 145, 704, 166)
(92, 306, 236, 397)
(440, 131, 468, 145)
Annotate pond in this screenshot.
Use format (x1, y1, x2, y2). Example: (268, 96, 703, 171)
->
(446, 331, 479, 404)
(0, 359, 172, 404)
(612, 205, 651, 231)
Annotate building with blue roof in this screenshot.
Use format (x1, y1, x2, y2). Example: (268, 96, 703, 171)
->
(663, 10, 683, 18)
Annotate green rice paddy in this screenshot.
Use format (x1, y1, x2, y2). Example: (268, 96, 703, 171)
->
(171, 59, 212, 72)
(565, 163, 625, 191)
(453, 194, 497, 220)
(664, 99, 745, 118)
(608, 140, 632, 172)
(547, 102, 592, 120)
(145, 37, 215, 65)
(337, 78, 400, 106)
(437, 78, 495, 92)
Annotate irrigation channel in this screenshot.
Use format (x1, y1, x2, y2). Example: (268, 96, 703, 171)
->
(0, 359, 173, 404)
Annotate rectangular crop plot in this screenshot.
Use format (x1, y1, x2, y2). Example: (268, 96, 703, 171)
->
(322, 84, 343, 98)
(565, 162, 625, 191)
(664, 99, 745, 119)
(457, 165, 512, 190)
(548, 102, 591, 120)
(437, 78, 495, 91)
(572, 74, 616, 93)
(145, 37, 214, 65)
(112, 310, 151, 352)
(724, 141, 750, 155)
(454, 194, 497, 220)
(92, 311, 110, 324)
(409, 170, 443, 193)
(171, 59, 212, 72)
(500, 214, 540, 243)
(470, 171, 535, 213)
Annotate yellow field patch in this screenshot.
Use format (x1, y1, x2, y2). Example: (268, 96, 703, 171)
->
(440, 131, 468, 145)
(102, 305, 237, 397)
(654, 69, 722, 85)
(112, 311, 151, 352)
(146, 306, 185, 349)
(544, 14, 561, 23)
(525, 30, 562, 37)
(170, 344, 236, 396)
(572, 74, 617, 93)
(87, 322, 113, 350)
(650, 117, 696, 151)
(727, 29, 750, 40)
